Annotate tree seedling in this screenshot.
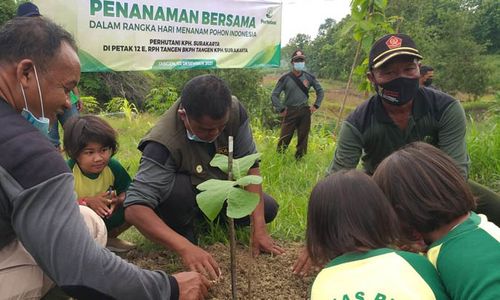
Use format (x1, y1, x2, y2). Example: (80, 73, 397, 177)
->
(196, 138, 262, 300)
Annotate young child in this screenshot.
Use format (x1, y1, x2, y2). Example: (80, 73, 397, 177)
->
(373, 142, 500, 300)
(63, 115, 135, 252)
(308, 170, 449, 300)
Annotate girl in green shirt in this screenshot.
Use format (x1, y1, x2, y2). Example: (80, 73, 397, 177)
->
(307, 170, 449, 300)
(63, 115, 135, 253)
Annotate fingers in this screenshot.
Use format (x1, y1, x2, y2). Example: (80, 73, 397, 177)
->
(270, 244, 286, 255)
(190, 261, 220, 281)
(200, 275, 210, 297)
(252, 244, 260, 257)
(292, 250, 312, 276)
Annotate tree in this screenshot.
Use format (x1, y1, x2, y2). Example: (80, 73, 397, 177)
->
(386, 0, 491, 97)
(470, 0, 500, 54)
(0, 0, 16, 26)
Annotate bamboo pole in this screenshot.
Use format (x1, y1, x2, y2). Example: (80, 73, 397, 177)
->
(333, 40, 362, 138)
(227, 136, 237, 300)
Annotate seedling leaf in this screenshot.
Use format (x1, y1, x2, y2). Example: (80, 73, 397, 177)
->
(210, 153, 262, 180)
(226, 188, 260, 219)
(235, 175, 262, 186)
(196, 188, 230, 221)
(197, 179, 235, 191)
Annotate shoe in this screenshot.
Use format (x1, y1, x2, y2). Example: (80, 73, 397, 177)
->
(106, 238, 136, 253)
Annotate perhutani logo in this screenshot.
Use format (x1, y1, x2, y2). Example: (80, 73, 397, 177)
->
(266, 8, 274, 18)
(386, 36, 402, 49)
(261, 7, 277, 25)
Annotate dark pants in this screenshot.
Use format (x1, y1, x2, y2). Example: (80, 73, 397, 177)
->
(155, 174, 279, 243)
(469, 179, 500, 226)
(277, 106, 311, 159)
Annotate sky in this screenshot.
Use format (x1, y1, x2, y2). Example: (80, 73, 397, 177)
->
(280, 0, 351, 45)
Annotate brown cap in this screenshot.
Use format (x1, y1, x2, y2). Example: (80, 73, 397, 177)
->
(291, 49, 305, 61)
(369, 33, 422, 69)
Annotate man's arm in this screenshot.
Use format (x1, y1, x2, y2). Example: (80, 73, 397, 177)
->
(246, 167, 285, 256)
(327, 121, 364, 175)
(124, 142, 220, 279)
(233, 106, 284, 256)
(271, 76, 286, 112)
(310, 75, 324, 109)
(125, 205, 220, 280)
(11, 173, 177, 299)
(438, 100, 469, 179)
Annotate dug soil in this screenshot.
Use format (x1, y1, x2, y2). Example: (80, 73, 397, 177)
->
(124, 242, 315, 299)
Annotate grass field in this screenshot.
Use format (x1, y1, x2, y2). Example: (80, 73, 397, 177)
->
(106, 105, 499, 248)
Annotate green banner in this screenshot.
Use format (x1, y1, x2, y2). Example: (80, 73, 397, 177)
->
(34, 0, 282, 71)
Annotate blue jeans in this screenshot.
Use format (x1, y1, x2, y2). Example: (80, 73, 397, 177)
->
(48, 103, 79, 147)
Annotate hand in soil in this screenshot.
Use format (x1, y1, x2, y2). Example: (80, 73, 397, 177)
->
(181, 244, 221, 280)
(173, 271, 211, 300)
(292, 247, 314, 277)
(252, 231, 285, 257)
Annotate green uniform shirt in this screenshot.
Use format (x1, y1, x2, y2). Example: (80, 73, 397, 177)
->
(271, 71, 324, 112)
(427, 212, 500, 300)
(329, 87, 469, 178)
(311, 248, 450, 300)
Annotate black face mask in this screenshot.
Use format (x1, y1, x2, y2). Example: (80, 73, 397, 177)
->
(424, 78, 433, 87)
(376, 77, 420, 106)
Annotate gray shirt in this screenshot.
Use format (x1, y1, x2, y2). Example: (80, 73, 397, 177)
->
(125, 117, 257, 209)
(0, 99, 177, 299)
(271, 71, 324, 112)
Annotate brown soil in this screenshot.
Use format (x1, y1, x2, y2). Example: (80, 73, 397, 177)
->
(123, 242, 315, 299)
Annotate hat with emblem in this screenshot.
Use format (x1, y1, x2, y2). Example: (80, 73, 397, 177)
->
(291, 49, 306, 61)
(369, 33, 422, 69)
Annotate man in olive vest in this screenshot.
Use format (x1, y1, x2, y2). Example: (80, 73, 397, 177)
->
(125, 75, 284, 280)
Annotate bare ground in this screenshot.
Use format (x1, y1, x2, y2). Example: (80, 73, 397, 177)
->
(123, 242, 315, 300)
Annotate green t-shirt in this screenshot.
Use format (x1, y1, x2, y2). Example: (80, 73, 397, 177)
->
(427, 212, 500, 300)
(311, 248, 450, 300)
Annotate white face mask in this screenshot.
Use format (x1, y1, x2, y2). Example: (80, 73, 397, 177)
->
(19, 65, 50, 136)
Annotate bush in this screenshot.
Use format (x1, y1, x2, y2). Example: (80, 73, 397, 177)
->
(105, 97, 138, 122)
(145, 86, 178, 114)
(80, 96, 101, 114)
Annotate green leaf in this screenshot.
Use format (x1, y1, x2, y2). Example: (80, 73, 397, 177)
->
(233, 153, 262, 179)
(196, 188, 230, 221)
(209, 153, 262, 180)
(196, 179, 235, 191)
(235, 175, 262, 187)
(226, 188, 260, 219)
(209, 154, 229, 174)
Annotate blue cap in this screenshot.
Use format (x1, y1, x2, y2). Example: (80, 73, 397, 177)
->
(17, 2, 41, 17)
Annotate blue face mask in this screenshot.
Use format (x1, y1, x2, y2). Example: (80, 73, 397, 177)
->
(21, 108, 50, 135)
(19, 65, 50, 137)
(186, 130, 216, 143)
(293, 62, 305, 71)
(179, 108, 219, 143)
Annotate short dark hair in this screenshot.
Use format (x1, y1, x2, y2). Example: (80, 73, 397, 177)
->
(420, 65, 434, 75)
(0, 17, 77, 73)
(306, 170, 401, 265)
(180, 74, 232, 120)
(63, 115, 118, 160)
(373, 142, 476, 235)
